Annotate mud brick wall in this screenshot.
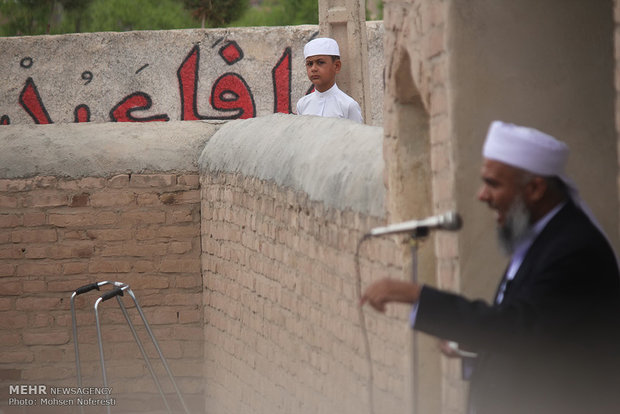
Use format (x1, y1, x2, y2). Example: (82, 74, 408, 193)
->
(199, 115, 416, 414)
(201, 172, 415, 414)
(0, 121, 215, 413)
(1, 113, 420, 414)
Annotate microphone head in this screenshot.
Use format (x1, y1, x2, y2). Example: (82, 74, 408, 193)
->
(440, 211, 463, 231)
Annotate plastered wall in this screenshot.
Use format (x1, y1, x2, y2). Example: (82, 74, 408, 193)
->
(0, 23, 384, 127)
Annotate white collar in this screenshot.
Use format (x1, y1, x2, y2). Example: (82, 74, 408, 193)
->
(315, 83, 339, 97)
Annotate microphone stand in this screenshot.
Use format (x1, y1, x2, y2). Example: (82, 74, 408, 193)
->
(409, 227, 428, 414)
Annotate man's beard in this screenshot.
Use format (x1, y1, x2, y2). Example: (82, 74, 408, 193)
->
(497, 196, 531, 255)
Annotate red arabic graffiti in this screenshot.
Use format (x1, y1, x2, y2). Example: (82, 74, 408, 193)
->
(272, 48, 292, 114)
(74, 104, 90, 123)
(219, 40, 243, 65)
(210, 73, 255, 119)
(19, 77, 53, 124)
(178, 45, 203, 121)
(110, 92, 169, 122)
(3, 41, 294, 125)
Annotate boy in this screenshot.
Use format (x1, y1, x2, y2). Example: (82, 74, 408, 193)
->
(296, 37, 363, 123)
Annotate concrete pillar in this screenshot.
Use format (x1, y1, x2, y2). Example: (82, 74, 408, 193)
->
(318, 0, 372, 122)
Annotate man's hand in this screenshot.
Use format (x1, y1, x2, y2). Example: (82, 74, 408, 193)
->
(360, 278, 421, 312)
(438, 340, 477, 358)
(439, 340, 462, 358)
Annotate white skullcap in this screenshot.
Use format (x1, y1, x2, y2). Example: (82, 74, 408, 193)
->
(304, 38, 340, 59)
(483, 121, 569, 177)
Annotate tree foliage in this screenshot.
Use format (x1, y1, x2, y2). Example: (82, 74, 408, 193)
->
(83, 0, 195, 32)
(57, 0, 94, 32)
(282, 0, 318, 25)
(0, 0, 196, 36)
(0, 0, 55, 35)
(183, 0, 249, 29)
(233, 0, 318, 27)
(0, 0, 320, 36)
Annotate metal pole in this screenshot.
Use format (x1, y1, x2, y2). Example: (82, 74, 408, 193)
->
(115, 292, 173, 413)
(410, 238, 419, 414)
(72, 281, 118, 414)
(409, 227, 427, 414)
(125, 288, 191, 414)
(94, 295, 112, 414)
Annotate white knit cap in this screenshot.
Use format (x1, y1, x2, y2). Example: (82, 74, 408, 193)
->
(304, 38, 340, 59)
(483, 121, 569, 177)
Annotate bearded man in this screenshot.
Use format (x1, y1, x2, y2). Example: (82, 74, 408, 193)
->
(361, 121, 620, 414)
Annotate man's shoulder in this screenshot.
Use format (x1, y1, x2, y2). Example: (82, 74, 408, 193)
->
(549, 201, 602, 240)
(537, 201, 616, 265)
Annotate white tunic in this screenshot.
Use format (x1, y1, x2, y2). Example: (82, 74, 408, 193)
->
(296, 84, 363, 123)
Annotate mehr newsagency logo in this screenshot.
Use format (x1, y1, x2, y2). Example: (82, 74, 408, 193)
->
(8, 384, 115, 407)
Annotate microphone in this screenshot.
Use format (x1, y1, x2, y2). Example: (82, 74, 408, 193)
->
(368, 211, 462, 237)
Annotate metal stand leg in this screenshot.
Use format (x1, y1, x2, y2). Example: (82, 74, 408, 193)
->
(409, 227, 428, 414)
(94, 293, 113, 414)
(124, 288, 191, 414)
(72, 281, 121, 414)
(114, 290, 172, 413)
(72, 281, 191, 414)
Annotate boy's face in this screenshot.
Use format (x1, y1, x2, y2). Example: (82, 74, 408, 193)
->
(305, 55, 341, 92)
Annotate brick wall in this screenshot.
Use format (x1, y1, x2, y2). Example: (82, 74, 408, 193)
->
(0, 173, 204, 413)
(1, 113, 418, 414)
(197, 114, 422, 414)
(201, 171, 412, 414)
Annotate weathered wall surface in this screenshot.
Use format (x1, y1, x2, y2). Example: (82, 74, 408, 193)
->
(0, 121, 217, 413)
(0, 114, 409, 414)
(382, 1, 463, 412)
(0, 22, 384, 127)
(199, 114, 412, 414)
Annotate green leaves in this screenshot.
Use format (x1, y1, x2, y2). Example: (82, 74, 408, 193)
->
(232, 0, 318, 27)
(0, 0, 320, 36)
(0, 0, 55, 36)
(0, 0, 195, 35)
(183, 0, 249, 28)
(85, 0, 195, 32)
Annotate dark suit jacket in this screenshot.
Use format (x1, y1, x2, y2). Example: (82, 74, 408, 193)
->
(416, 201, 620, 414)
